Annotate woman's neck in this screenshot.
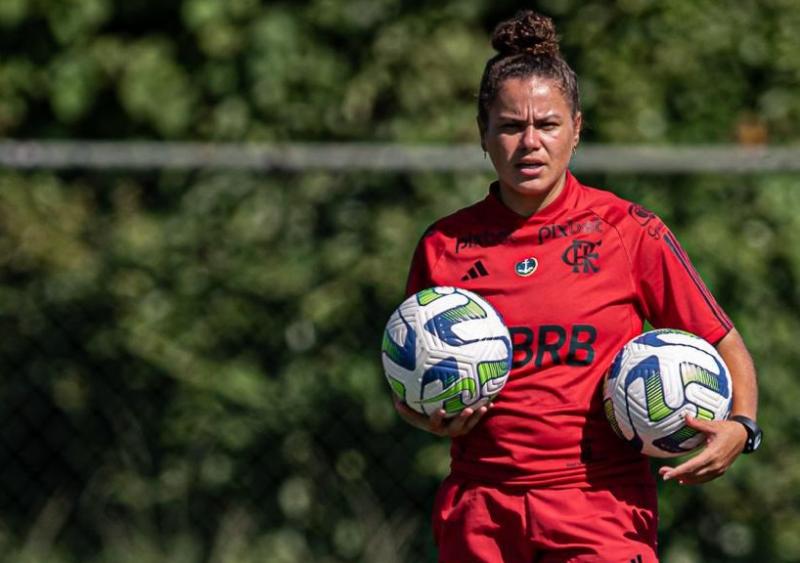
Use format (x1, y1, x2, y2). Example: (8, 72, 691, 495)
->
(497, 173, 567, 217)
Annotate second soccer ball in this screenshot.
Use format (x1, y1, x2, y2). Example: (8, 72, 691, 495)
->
(603, 329, 733, 458)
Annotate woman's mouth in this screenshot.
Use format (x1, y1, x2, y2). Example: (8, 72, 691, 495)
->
(516, 162, 545, 176)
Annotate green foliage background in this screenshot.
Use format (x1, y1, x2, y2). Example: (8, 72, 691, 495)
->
(1, 1, 799, 562)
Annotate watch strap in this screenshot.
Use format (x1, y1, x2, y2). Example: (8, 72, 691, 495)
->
(730, 415, 762, 454)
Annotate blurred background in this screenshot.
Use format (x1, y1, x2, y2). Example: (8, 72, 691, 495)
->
(1, 0, 799, 561)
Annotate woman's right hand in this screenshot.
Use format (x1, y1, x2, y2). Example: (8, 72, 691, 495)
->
(393, 399, 492, 437)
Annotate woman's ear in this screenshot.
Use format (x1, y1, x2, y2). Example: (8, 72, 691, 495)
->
(573, 112, 583, 146)
(477, 115, 487, 151)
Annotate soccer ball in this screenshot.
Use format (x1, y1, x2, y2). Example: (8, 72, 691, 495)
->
(603, 329, 732, 458)
(382, 286, 512, 417)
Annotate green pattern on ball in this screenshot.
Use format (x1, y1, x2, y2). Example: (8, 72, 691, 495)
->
(662, 424, 699, 446)
(386, 376, 406, 398)
(695, 406, 714, 421)
(420, 378, 476, 405)
(443, 395, 468, 414)
(416, 288, 446, 306)
(440, 299, 487, 323)
(604, 398, 623, 438)
(680, 362, 721, 393)
(477, 360, 507, 386)
(382, 331, 404, 365)
(655, 407, 714, 451)
(645, 370, 672, 422)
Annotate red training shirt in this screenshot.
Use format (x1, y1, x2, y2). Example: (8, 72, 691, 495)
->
(406, 171, 733, 488)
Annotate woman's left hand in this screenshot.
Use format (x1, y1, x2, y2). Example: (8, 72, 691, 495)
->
(658, 414, 748, 485)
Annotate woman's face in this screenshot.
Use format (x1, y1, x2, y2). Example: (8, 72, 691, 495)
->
(481, 76, 581, 214)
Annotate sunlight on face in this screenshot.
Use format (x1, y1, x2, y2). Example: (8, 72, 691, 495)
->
(481, 76, 581, 216)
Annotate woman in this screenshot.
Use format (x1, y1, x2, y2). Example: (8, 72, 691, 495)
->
(395, 10, 760, 563)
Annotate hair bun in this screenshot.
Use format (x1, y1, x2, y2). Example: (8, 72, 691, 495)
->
(491, 10, 559, 57)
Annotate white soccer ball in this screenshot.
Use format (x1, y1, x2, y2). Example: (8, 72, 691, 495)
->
(382, 286, 512, 417)
(603, 329, 733, 458)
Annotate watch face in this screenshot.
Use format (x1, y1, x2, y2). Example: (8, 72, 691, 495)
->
(753, 432, 763, 451)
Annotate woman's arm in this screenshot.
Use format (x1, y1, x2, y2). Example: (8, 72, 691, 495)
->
(717, 327, 759, 420)
(659, 327, 758, 484)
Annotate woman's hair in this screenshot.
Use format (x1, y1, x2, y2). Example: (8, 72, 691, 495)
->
(478, 10, 580, 128)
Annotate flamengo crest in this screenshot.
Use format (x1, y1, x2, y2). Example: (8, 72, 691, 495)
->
(562, 240, 601, 273)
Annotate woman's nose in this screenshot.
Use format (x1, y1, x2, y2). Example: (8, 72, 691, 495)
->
(521, 125, 542, 150)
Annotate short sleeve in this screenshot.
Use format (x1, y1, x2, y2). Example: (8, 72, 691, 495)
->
(627, 205, 733, 345)
(405, 228, 442, 297)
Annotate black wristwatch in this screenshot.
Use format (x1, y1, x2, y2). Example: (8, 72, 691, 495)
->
(730, 415, 763, 454)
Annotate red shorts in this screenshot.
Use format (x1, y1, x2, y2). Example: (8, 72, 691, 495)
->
(432, 476, 658, 563)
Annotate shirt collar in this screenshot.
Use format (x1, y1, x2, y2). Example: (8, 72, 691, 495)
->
(485, 170, 580, 225)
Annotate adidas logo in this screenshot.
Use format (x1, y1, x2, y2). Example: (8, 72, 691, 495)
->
(461, 260, 489, 281)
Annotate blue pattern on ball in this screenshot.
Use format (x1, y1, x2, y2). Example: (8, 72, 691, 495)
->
(421, 356, 460, 398)
(606, 349, 624, 381)
(633, 330, 679, 347)
(632, 330, 730, 398)
(385, 311, 416, 370)
(623, 354, 662, 388)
